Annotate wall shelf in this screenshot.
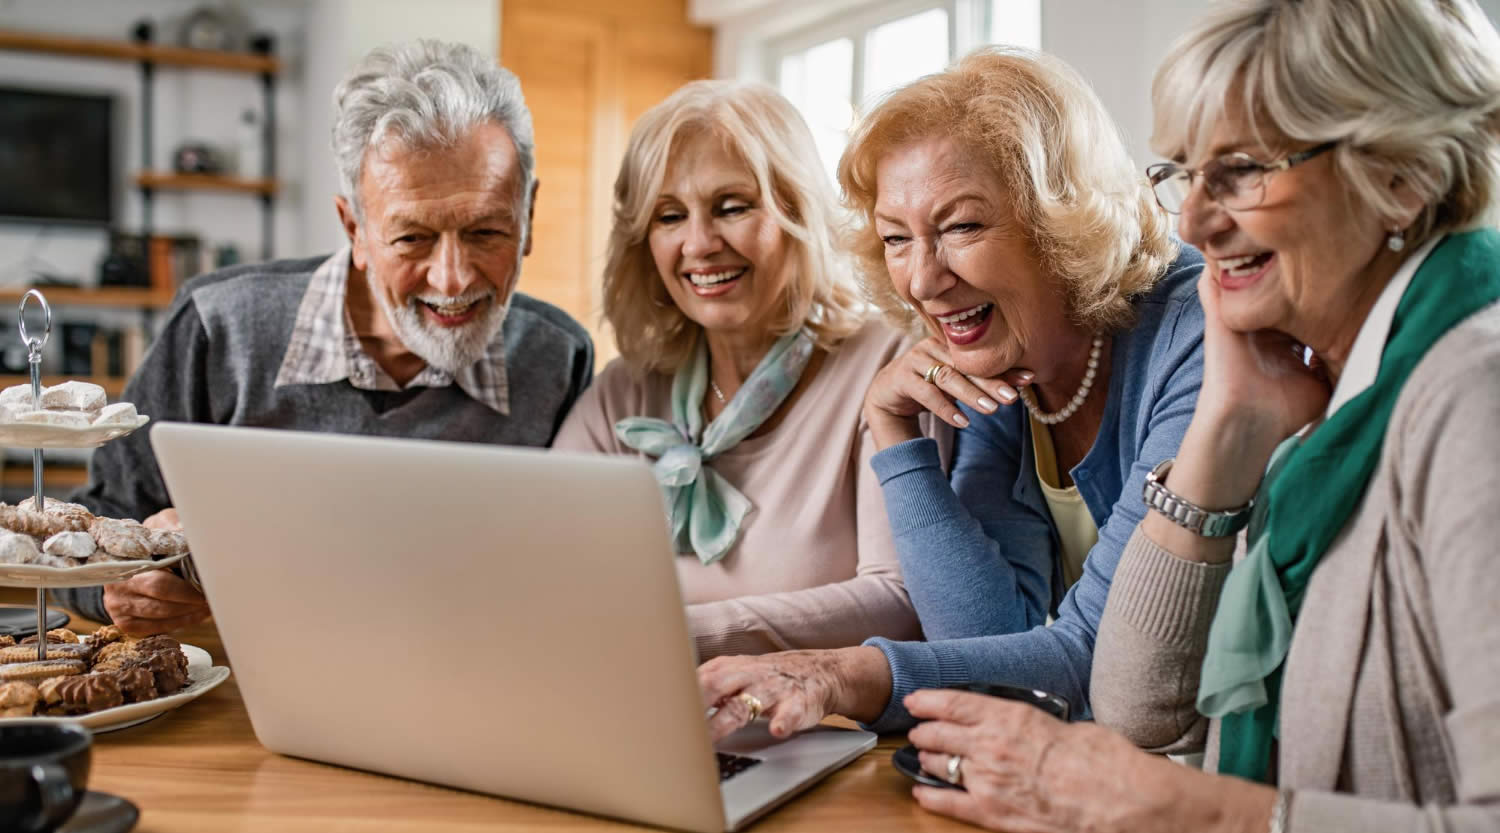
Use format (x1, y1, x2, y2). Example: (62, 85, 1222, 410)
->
(0, 287, 173, 309)
(0, 376, 128, 397)
(135, 172, 278, 196)
(0, 29, 280, 74)
(0, 25, 280, 260)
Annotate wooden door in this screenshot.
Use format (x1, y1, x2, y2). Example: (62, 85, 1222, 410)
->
(501, 0, 713, 367)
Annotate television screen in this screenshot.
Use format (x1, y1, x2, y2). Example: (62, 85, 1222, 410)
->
(0, 87, 114, 225)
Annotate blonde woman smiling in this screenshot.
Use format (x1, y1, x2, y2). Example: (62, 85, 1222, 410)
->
(553, 81, 928, 659)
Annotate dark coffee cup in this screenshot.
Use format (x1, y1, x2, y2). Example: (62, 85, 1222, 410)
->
(948, 682, 1071, 721)
(892, 682, 1072, 790)
(0, 720, 92, 833)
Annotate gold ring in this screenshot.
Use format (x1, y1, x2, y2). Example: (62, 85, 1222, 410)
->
(944, 754, 964, 786)
(923, 363, 947, 385)
(738, 692, 764, 722)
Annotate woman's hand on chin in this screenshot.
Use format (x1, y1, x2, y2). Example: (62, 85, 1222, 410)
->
(864, 337, 1033, 450)
(1195, 271, 1332, 448)
(1160, 271, 1335, 523)
(697, 646, 892, 743)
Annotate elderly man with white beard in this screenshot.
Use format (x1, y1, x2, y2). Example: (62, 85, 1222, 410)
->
(52, 40, 594, 634)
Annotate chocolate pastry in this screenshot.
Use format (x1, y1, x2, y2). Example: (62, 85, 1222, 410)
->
(89, 625, 126, 647)
(20, 628, 80, 645)
(0, 659, 85, 683)
(147, 528, 190, 557)
(19, 498, 96, 532)
(0, 680, 39, 717)
(102, 665, 157, 703)
(89, 517, 152, 560)
(93, 641, 139, 665)
(133, 636, 189, 694)
(38, 674, 123, 715)
(0, 642, 91, 664)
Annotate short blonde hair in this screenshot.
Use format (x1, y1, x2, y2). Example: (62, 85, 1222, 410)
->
(1152, 0, 1500, 246)
(840, 47, 1177, 334)
(603, 81, 866, 374)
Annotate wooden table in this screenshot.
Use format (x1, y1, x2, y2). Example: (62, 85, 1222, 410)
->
(3, 590, 969, 832)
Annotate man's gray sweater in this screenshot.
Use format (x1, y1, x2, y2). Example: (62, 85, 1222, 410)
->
(54, 255, 593, 622)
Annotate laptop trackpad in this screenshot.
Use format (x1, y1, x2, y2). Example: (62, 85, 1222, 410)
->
(715, 722, 876, 831)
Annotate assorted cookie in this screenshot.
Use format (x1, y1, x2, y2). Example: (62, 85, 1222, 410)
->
(0, 500, 189, 568)
(0, 628, 191, 716)
(0, 381, 137, 428)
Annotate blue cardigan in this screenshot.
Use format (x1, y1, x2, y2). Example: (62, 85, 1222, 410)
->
(864, 247, 1205, 731)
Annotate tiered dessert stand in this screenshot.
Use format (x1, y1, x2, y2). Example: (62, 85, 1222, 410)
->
(0, 290, 177, 662)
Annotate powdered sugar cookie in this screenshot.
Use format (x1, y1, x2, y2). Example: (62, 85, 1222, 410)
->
(0, 384, 36, 408)
(39, 381, 107, 413)
(0, 531, 40, 565)
(92, 402, 138, 426)
(12, 409, 94, 428)
(43, 531, 96, 561)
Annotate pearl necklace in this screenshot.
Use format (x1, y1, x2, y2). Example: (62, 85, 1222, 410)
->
(1019, 335, 1104, 426)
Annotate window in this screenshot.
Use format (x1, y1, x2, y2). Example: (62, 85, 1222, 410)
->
(773, 0, 1041, 180)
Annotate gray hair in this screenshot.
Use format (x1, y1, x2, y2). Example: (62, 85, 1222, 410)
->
(331, 39, 536, 220)
(1152, 0, 1500, 245)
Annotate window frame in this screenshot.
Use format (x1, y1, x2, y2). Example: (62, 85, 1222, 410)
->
(765, 0, 1004, 108)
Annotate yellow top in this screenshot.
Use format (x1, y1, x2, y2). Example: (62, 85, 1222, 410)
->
(1029, 415, 1099, 590)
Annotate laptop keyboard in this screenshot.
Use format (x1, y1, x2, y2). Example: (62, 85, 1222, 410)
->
(717, 752, 762, 782)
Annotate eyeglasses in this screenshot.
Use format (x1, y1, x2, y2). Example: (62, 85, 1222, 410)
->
(1146, 141, 1337, 214)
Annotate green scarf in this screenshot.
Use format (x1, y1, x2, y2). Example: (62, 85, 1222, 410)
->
(614, 328, 815, 565)
(1199, 229, 1500, 782)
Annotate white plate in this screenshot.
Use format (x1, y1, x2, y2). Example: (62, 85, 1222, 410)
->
(0, 643, 231, 733)
(0, 552, 188, 589)
(0, 414, 149, 449)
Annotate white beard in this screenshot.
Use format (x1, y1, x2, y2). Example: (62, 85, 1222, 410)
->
(368, 270, 509, 375)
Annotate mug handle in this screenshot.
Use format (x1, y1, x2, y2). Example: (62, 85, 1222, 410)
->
(30, 762, 76, 829)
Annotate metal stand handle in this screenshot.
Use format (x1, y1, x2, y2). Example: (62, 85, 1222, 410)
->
(19, 290, 51, 661)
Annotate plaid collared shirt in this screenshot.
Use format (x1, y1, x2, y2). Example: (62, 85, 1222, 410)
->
(273, 248, 510, 415)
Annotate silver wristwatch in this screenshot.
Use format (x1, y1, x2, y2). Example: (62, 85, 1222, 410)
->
(1141, 459, 1253, 537)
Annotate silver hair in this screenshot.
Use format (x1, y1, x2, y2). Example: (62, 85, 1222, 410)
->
(1152, 0, 1500, 244)
(331, 39, 536, 220)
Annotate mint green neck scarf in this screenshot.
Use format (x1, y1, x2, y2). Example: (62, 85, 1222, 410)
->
(614, 328, 815, 565)
(1199, 229, 1500, 782)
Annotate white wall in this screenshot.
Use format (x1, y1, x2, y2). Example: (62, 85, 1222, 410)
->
(299, 0, 499, 254)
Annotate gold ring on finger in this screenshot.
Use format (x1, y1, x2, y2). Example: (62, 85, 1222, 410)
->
(738, 692, 764, 722)
(923, 363, 947, 385)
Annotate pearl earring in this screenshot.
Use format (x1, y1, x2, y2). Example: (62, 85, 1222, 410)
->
(1387, 229, 1406, 252)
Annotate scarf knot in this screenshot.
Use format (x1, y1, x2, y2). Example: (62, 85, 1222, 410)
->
(614, 328, 816, 565)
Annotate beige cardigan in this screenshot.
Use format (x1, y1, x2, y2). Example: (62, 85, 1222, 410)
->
(1091, 304, 1500, 832)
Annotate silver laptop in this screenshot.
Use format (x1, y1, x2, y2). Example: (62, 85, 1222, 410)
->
(150, 422, 875, 833)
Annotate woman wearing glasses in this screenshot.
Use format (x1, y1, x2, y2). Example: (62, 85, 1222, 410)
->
(869, 1, 1500, 832)
(697, 47, 1206, 742)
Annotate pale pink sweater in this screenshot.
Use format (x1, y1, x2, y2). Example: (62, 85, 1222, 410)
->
(552, 321, 926, 659)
